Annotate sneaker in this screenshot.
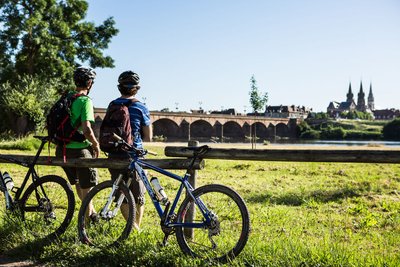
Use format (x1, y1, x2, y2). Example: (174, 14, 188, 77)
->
(89, 213, 100, 224)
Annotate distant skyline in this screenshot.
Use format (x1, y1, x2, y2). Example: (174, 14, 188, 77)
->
(86, 0, 400, 113)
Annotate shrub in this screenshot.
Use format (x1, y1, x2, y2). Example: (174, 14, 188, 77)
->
(382, 118, 400, 140)
(300, 129, 320, 139)
(320, 127, 346, 140)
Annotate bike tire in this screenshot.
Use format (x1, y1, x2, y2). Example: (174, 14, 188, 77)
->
(20, 175, 75, 239)
(175, 184, 250, 263)
(77, 180, 135, 247)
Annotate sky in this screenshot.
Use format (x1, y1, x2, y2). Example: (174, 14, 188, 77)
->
(85, 0, 400, 113)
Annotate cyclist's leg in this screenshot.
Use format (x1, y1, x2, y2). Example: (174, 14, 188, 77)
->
(76, 147, 98, 214)
(130, 171, 146, 229)
(56, 146, 98, 218)
(77, 180, 135, 247)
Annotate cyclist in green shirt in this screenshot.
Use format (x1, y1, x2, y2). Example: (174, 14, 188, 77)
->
(56, 66, 100, 219)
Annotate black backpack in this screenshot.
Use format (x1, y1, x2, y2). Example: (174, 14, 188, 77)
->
(99, 99, 138, 153)
(46, 93, 86, 146)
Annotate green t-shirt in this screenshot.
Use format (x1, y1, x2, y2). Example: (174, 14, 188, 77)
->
(66, 92, 95, 149)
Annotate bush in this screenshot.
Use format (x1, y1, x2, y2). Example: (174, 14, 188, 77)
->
(345, 130, 382, 140)
(320, 127, 346, 140)
(382, 118, 400, 140)
(300, 129, 320, 139)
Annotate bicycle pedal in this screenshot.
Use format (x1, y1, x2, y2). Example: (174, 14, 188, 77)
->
(161, 235, 169, 247)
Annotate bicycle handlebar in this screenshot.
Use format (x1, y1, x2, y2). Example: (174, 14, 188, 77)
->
(111, 133, 158, 156)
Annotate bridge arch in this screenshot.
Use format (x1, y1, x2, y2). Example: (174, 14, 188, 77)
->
(153, 119, 180, 141)
(223, 121, 244, 142)
(276, 123, 290, 138)
(190, 120, 214, 141)
(251, 122, 268, 140)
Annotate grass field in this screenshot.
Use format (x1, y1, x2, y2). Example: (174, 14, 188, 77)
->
(0, 141, 400, 266)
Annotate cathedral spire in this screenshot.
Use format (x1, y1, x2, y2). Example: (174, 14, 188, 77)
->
(357, 81, 366, 112)
(368, 82, 375, 110)
(346, 82, 354, 102)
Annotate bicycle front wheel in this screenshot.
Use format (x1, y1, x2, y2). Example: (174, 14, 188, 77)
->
(176, 184, 250, 263)
(20, 175, 75, 239)
(77, 180, 135, 247)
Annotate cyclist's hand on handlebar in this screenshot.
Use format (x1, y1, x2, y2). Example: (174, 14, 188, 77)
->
(92, 143, 100, 158)
(146, 150, 158, 156)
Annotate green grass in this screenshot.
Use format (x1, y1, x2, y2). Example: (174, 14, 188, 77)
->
(1, 144, 400, 266)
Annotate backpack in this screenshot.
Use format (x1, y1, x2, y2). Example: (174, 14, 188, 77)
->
(46, 93, 86, 146)
(99, 99, 138, 153)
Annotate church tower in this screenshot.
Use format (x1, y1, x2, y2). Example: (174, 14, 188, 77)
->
(367, 83, 374, 110)
(356, 81, 366, 112)
(346, 82, 354, 103)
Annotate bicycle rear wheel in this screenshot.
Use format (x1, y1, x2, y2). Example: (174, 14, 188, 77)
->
(77, 180, 135, 247)
(20, 175, 75, 239)
(176, 184, 250, 263)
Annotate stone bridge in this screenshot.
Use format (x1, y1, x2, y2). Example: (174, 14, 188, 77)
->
(94, 109, 299, 142)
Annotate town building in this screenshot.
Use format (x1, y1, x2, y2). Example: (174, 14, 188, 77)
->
(265, 105, 311, 119)
(373, 109, 400, 120)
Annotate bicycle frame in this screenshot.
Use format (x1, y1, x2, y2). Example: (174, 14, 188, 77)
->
(0, 137, 48, 209)
(129, 152, 212, 229)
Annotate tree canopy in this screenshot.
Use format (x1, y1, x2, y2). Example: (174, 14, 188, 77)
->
(0, 0, 118, 82)
(0, 0, 118, 136)
(382, 118, 400, 140)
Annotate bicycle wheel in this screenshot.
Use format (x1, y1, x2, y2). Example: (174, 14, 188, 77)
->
(176, 184, 250, 263)
(20, 175, 75, 239)
(78, 180, 135, 247)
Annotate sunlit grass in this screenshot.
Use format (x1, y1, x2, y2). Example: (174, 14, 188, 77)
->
(1, 143, 400, 266)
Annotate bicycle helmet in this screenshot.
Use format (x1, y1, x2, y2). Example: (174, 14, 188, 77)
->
(73, 66, 96, 87)
(118, 71, 140, 89)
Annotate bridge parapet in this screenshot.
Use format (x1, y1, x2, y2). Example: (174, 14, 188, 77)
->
(94, 108, 300, 142)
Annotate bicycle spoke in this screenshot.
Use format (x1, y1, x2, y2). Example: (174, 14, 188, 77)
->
(78, 180, 135, 247)
(176, 184, 250, 263)
(20, 176, 75, 239)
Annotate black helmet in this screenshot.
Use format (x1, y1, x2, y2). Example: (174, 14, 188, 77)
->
(74, 66, 96, 87)
(118, 71, 140, 88)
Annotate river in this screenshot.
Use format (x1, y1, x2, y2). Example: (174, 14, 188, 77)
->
(271, 140, 400, 147)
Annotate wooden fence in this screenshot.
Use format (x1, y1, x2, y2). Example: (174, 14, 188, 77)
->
(0, 155, 204, 170)
(164, 146, 400, 164)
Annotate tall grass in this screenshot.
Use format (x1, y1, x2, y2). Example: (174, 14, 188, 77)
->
(0, 143, 399, 266)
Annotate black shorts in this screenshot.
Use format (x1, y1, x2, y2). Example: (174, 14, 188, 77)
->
(108, 153, 146, 206)
(56, 146, 98, 189)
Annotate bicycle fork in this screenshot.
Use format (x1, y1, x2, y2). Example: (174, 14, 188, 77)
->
(100, 174, 131, 219)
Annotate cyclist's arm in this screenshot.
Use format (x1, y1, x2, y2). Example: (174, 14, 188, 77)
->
(141, 125, 152, 142)
(82, 121, 100, 158)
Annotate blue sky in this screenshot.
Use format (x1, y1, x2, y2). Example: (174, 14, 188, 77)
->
(86, 0, 400, 113)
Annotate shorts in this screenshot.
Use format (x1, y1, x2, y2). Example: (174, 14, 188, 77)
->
(56, 146, 98, 189)
(108, 153, 146, 206)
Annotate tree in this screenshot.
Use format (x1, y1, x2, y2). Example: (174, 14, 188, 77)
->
(249, 75, 268, 114)
(0, 75, 60, 136)
(0, 0, 118, 136)
(0, 0, 118, 83)
(248, 75, 268, 148)
(382, 118, 400, 140)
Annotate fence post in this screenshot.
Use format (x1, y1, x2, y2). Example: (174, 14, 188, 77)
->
(184, 140, 198, 239)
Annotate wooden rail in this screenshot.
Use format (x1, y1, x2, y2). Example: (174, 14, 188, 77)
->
(164, 147, 400, 164)
(0, 155, 204, 170)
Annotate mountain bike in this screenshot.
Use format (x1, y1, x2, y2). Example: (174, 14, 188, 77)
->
(77, 134, 250, 263)
(0, 136, 75, 239)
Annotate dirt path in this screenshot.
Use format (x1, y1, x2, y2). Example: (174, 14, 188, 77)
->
(0, 257, 44, 267)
